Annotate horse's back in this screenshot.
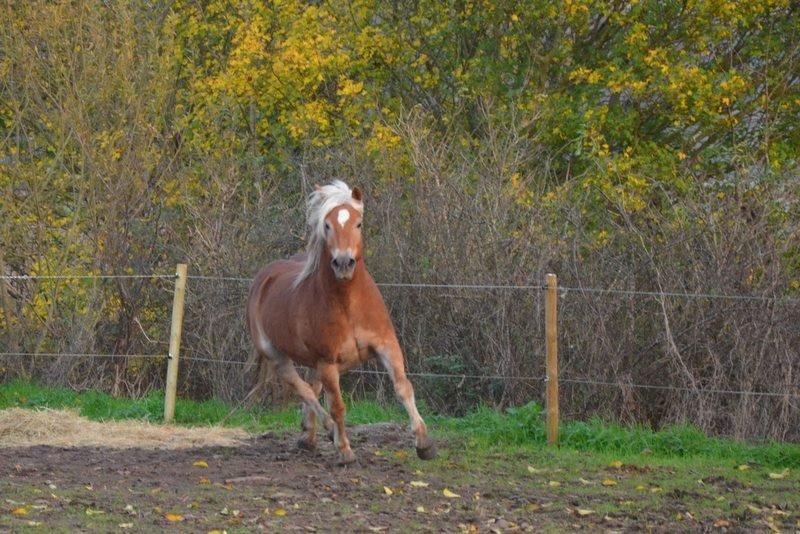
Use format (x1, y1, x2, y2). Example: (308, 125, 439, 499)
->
(248, 255, 304, 307)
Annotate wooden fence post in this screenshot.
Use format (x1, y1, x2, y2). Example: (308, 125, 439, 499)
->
(545, 273, 559, 445)
(164, 263, 188, 423)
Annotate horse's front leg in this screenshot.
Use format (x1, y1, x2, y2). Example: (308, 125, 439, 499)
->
(376, 341, 437, 460)
(318, 363, 356, 465)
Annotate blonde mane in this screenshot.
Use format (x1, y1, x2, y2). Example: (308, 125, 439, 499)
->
(293, 180, 363, 287)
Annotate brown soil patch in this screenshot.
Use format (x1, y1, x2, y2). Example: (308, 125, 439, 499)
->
(0, 408, 247, 449)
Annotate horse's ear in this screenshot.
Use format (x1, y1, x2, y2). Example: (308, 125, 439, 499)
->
(352, 186, 363, 202)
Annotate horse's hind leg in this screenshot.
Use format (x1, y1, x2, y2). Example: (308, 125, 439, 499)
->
(318, 363, 356, 465)
(272, 359, 334, 449)
(298, 373, 323, 450)
(376, 342, 437, 460)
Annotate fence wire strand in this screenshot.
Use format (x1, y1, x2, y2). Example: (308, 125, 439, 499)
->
(557, 285, 800, 304)
(186, 273, 799, 303)
(3, 353, 798, 399)
(0, 352, 166, 359)
(559, 376, 800, 399)
(1, 274, 176, 280)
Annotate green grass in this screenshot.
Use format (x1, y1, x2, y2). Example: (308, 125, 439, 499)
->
(1, 380, 798, 468)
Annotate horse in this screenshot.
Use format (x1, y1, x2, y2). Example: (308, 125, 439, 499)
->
(246, 180, 436, 464)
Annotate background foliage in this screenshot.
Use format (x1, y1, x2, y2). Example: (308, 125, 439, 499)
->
(1, 0, 798, 440)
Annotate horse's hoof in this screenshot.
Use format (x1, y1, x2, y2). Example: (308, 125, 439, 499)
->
(416, 441, 438, 460)
(296, 437, 317, 451)
(336, 449, 357, 466)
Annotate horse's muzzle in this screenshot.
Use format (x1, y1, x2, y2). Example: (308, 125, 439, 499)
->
(331, 254, 356, 280)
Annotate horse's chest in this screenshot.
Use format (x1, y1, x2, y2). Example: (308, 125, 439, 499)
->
(314, 322, 373, 366)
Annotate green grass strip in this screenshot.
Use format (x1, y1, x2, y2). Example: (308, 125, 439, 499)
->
(1, 380, 797, 468)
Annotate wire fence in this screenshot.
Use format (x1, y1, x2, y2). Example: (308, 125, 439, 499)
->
(2, 271, 799, 409)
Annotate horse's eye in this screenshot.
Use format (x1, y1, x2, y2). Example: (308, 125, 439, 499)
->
(324, 222, 331, 232)
(356, 222, 362, 229)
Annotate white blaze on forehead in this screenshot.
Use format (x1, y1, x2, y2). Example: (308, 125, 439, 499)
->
(337, 208, 350, 227)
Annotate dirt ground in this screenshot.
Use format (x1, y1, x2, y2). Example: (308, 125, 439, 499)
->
(1, 422, 798, 532)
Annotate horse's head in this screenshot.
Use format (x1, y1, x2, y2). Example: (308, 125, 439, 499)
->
(322, 187, 363, 281)
(296, 181, 365, 285)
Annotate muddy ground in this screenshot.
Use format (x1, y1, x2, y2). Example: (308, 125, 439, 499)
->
(1, 423, 797, 532)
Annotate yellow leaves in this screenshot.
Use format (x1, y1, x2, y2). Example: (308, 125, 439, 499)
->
(383, 486, 394, 495)
(609, 460, 623, 469)
(164, 513, 184, 522)
(576, 508, 594, 516)
(409, 480, 429, 488)
(198, 477, 211, 485)
(548, 480, 561, 488)
(273, 508, 287, 516)
(737, 464, 751, 471)
(85, 509, 105, 516)
(442, 488, 461, 498)
(568, 67, 602, 85)
(11, 507, 28, 516)
(337, 78, 364, 97)
(601, 479, 618, 487)
(193, 460, 209, 468)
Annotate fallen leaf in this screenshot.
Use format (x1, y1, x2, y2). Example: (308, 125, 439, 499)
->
(410, 481, 429, 488)
(768, 469, 788, 479)
(609, 460, 623, 469)
(165, 513, 184, 522)
(442, 488, 460, 498)
(576, 508, 594, 516)
(208, 530, 227, 534)
(635, 485, 646, 491)
(193, 460, 209, 468)
(650, 487, 662, 493)
(11, 507, 28, 516)
(527, 466, 542, 473)
(416, 506, 425, 513)
(383, 486, 394, 496)
(548, 480, 561, 488)
(578, 478, 591, 485)
(199, 477, 211, 485)
(26, 521, 42, 527)
(602, 479, 618, 487)
(274, 508, 287, 517)
(393, 450, 408, 459)
(737, 464, 750, 471)
(119, 524, 134, 529)
(713, 519, 731, 528)
(85, 509, 105, 516)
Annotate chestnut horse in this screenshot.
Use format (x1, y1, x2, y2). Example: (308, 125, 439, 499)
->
(246, 181, 436, 464)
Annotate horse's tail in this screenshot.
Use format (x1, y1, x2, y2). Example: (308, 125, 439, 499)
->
(242, 348, 275, 406)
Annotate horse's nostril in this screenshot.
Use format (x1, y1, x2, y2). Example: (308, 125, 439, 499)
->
(347, 258, 355, 268)
(331, 258, 339, 269)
